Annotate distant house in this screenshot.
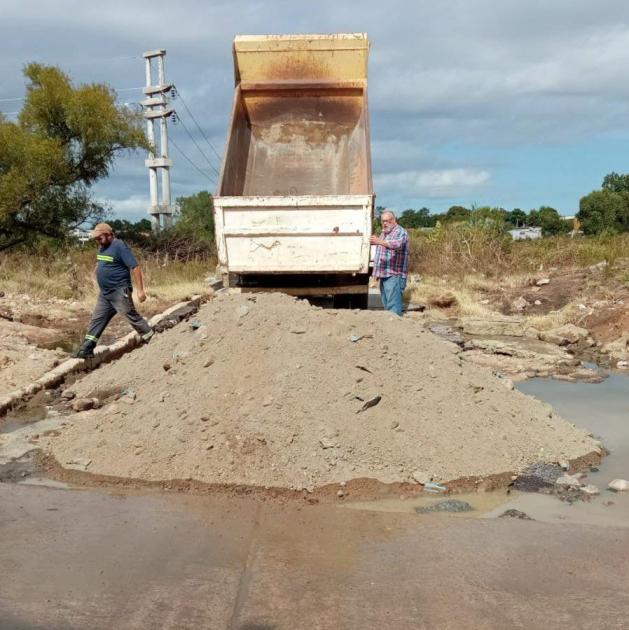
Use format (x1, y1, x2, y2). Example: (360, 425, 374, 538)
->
(69, 227, 91, 243)
(508, 227, 542, 241)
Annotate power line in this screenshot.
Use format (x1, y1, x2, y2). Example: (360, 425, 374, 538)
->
(170, 135, 217, 187)
(173, 112, 221, 179)
(173, 85, 223, 163)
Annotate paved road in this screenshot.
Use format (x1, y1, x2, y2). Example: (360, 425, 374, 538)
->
(1, 483, 628, 629)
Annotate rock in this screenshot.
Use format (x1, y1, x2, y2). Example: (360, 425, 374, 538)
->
(390, 420, 400, 430)
(415, 500, 473, 514)
(61, 390, 76, 401)
(512, 296, 529, 311)
(617, 360, 628, 369)
(337, 489, 344, 498)
(580, 484, 600, 495)
(162, 362, 172, 372)
(290, 327, 307, 335)
(588, 261, 608, 272)
(72, 398, 97, 412)
(237, 305, 249, 318)
(65, 457, 92, 471)
(536, 278, 550, 286)
(412, 471, 430, 485)
(534, 300, 542, 306)
(608, 479, 629, 492)
(499, 509, 533, 520)
(428, 324, 464, 345)
(539, 324, 590, 346)
(428, 293, 457, 308)
(356, 394, 381, 413)
(319, 436, 336, 449)
(460, 316, 525, 337)
(602, 334, 629, 362)
(556, 474, 582, 488)
(513, 462, 563, 492)
(203, 358, 214, 368)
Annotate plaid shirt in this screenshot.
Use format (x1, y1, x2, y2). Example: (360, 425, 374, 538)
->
(372, 223, 409, 278)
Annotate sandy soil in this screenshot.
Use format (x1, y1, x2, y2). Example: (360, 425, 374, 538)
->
(43, 292, 600, 490)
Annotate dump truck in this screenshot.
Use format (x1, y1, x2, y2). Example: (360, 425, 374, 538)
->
(214, 33, 374, 306)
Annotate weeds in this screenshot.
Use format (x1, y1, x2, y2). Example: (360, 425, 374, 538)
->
(408, 224, 629, 277)
(0, 245, 215, 303)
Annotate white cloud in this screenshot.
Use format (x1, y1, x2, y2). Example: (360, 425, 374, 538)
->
(375, 168, 491, 198)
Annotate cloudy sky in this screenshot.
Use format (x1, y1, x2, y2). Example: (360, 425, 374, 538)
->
(3, 0, 629, 219)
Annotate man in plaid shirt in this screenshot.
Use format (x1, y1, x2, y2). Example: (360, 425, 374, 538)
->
(370, 210, 409, 316)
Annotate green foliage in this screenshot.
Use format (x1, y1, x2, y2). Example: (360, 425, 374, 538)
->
(174, 190, 215, 241)
(506, 208, 527, 226)
(0, 63, 148, 251)
(577, 190, 628, 235)
(397, 207, 434, 229)
(527, 206, 570, 236)
(109, 218, 152, 243)
(602, 171, 629, 193)
(444, 205, 471, 222)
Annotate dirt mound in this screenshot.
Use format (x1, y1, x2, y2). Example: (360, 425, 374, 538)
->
(43, 293, 601, 490)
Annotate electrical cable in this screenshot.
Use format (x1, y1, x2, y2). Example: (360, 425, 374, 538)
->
(169, 135, 217, 187)
(173, 85, 223, 163)
(174, 113, 221, 179)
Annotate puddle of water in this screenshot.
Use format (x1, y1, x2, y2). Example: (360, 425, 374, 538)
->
(518, 371, 629, 482)
(505, 371, 629, 527)
(343, 490, 513, 518)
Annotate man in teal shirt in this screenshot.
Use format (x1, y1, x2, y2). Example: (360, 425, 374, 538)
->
(74, 223, 154, 359)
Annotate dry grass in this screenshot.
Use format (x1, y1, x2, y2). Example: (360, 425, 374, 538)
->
(0, 247, 215, 304)
(408, 225, 629, 277)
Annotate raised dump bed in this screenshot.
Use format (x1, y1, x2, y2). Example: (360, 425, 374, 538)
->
(214, 33, 374, 301)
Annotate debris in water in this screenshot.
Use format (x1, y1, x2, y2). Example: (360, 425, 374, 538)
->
(415, 499, 473, 513)
(423, 481, 448, 494)
(499, 509, 533, 520)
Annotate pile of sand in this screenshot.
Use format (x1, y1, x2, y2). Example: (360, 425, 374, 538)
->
(44, 292, 600, 490)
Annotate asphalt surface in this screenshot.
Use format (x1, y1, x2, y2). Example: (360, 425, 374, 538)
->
(1, 483, 629, 629)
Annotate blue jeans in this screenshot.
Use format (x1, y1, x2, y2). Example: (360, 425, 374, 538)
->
(379, 275, 405, 316)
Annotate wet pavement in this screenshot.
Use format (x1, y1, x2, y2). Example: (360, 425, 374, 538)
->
(2, 368, 629, 628)
(1, 482, 629, 630)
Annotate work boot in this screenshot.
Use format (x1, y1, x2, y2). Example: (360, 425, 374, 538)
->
(73, 342, 95, 359)
(141, 329, 155, 344)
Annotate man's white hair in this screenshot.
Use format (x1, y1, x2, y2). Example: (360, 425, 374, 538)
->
(381, 209, 396, 219)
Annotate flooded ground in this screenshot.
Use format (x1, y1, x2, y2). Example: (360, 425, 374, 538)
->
(501, 370, 629, 526)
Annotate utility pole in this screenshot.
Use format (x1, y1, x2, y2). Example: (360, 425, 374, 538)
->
(142, 49, 174, 232)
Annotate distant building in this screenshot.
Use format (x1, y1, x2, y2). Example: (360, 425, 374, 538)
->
(69, 227, 91, 243)
(508, 227, 542, 241)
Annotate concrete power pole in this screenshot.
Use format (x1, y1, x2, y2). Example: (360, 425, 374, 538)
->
(142, 49, 174, 232)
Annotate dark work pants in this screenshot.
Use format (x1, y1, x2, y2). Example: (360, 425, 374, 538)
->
(82, 287, 153, 348)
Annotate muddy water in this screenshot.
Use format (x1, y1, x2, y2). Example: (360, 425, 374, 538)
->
(502, 371, 629, 527)
(344, 371, 629, 527)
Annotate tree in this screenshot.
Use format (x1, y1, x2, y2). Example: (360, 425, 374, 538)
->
(535, 206, 569, 236)
(577, 190, 627, 234)
(602, 171, 629, 193)
(174, 190, 215, 240)
(398, 207, 433, 228)
(0, 63, 148, 251)
(444, 205, 471, 222)
(507, 208, 527, 227)
(109, 218, 152, 243)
